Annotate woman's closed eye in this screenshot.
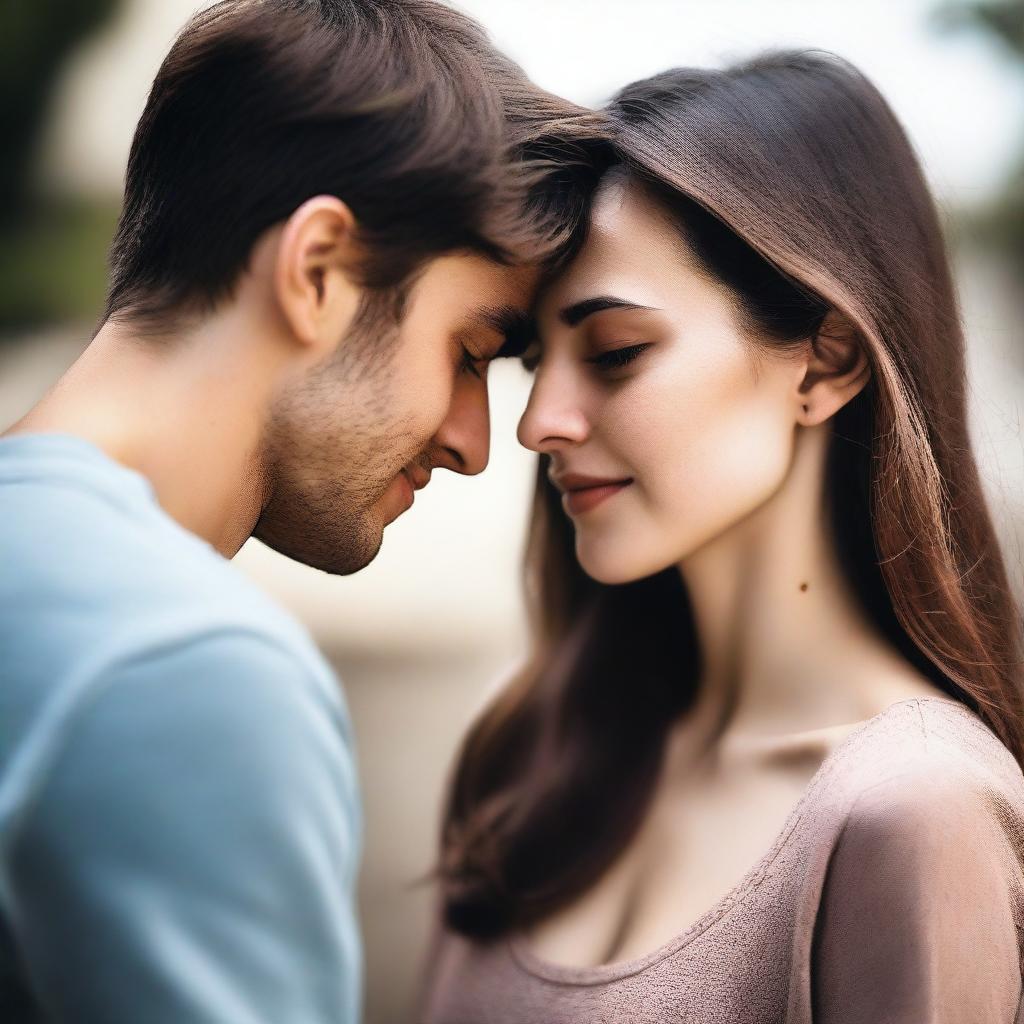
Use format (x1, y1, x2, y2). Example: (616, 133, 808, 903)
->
(586, 342, 652, 372)
(519, 341, 653, 374)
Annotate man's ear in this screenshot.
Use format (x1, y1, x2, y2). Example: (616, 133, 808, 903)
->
(796, 310, 871, 426)
(272, 195, 362, 355)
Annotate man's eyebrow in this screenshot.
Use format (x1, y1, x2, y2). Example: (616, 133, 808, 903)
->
(476, 305, 538, 359)
(559, 296, 658, 327)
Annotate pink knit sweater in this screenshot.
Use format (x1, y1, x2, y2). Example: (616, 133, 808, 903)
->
(417, 696, 1024, 1023)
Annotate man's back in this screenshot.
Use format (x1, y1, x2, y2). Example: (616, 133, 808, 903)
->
(0, 433, 362, 1023)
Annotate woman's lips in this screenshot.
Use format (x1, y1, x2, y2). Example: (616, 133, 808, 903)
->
(553, 474, 634, 515)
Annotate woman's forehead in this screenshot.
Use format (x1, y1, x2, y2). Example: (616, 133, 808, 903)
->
(535, 185, 695, 324)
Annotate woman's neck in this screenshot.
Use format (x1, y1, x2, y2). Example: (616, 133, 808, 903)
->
(677, 422, 938, 746)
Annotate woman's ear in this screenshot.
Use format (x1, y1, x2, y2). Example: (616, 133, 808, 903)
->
(272, 195, 362, 356)
(796, 310, 871, 426)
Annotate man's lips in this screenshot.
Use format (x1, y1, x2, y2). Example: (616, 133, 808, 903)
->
(402, 467, 432, 492)
(550, 473, 634, 515)
(395, 466, 432, 513)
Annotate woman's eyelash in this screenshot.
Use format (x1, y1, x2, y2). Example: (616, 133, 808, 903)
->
(518, 342, 651, 374)
(586, 343, 651, 370)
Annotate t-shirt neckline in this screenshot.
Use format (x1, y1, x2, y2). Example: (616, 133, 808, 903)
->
(507, 695, 975, 986)
(0, 431, 158, 503)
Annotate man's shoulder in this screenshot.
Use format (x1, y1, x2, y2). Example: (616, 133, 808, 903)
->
(0, 445, 362, 1024)
(0, 451, 295, 635)
(2, 625, 361, 882)
(1, 447, 344, 731)
(0, 460, 357, 849)
(3, 627, 363, 1024)
(70, 626, 356, 777)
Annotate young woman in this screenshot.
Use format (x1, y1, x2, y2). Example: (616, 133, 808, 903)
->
(418, 50, 1024, 1022)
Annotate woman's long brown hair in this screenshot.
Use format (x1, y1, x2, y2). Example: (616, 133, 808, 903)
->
(437, 50, 1024, 939)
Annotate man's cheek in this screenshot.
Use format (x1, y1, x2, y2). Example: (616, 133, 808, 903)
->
(410, 362, 458, 438)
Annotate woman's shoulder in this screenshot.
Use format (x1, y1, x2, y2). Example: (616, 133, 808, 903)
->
(810, 697, 1024, 1019)
(868, 696, 1021, 792)
(914, 694, 1023, 777)
(824, 696, 1024, 859)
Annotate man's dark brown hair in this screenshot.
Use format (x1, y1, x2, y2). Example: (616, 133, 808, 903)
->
(102, 0, 608, 332)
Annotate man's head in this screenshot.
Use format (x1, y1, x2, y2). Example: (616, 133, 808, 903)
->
(103, 0, 607, 573)
(254, 227, 540, 574)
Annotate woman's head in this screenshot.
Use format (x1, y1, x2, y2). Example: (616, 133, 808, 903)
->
(518, 49, 1014, 672)
(518, 164, 868, 583)
(438, 50, 1024, 939)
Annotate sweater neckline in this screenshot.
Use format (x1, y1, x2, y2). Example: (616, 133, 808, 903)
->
(506, 695, 977, 987)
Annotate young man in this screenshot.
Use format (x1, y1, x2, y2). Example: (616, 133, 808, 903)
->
(0, 1, 603, 1020)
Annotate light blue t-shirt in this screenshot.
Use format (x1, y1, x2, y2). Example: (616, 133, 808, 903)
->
(0, 433, 363, 1023)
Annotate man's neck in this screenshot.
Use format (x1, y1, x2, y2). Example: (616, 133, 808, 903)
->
(4, 317, 276, 557)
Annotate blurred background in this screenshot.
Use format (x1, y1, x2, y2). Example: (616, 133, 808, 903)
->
(1, 0, 1022, 1020)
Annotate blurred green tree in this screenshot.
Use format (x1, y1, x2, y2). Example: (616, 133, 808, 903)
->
(0, 0, 122, 337)
(937, 0, 1024, 274)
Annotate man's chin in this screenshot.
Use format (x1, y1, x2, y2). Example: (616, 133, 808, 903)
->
(318, 534, 383, 576)
(252, 515, 384, 576)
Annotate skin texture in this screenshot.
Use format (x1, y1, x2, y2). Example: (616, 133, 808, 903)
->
(516, 178, 946, 969)
(6, 196, 538, 574)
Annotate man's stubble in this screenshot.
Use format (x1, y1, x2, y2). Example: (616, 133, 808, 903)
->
(252, 292, 423, 575)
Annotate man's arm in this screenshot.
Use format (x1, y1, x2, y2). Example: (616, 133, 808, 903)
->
(7, 629, 361, 1024)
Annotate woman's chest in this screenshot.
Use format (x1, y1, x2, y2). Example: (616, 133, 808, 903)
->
(421, 883, 806, 1024)
(522, 750, 827, 969)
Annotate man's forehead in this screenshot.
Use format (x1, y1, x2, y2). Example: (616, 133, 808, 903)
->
(418, 252, 541, 356)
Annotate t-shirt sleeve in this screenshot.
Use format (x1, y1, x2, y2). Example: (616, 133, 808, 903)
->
(811, 769, 1023, 1022)
(6, 629, 362, 1024)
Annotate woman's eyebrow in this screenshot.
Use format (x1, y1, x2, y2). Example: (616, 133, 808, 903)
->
(558, 296, 659, 327)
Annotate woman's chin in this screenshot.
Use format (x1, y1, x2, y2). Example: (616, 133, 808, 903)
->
(575, 540, 676, 586)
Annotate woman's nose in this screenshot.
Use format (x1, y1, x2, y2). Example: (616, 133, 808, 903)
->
(516, 367, 590, 453)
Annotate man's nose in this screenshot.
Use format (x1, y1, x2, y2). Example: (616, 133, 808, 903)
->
(431, 376, 491, 476)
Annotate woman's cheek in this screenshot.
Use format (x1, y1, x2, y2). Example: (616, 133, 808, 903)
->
(618, 358, 795, 562)
(572, 378, 697, 580)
